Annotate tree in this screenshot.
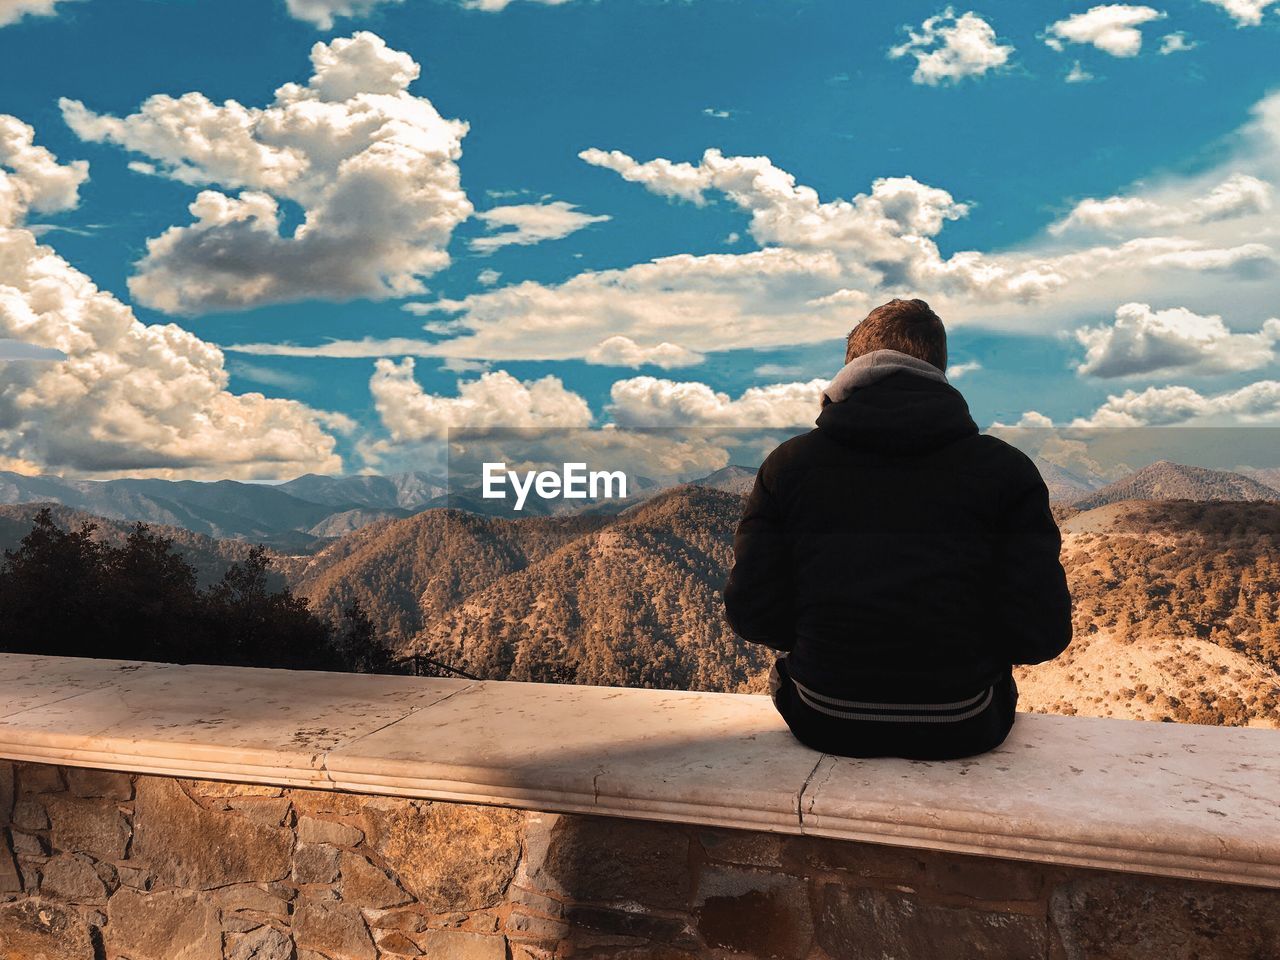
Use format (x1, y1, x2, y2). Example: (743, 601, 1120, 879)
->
(0, 512, 394, 674)
(0, 510, 109, 658)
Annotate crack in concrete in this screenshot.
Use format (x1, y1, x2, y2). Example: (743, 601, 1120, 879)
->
(317, 681, 479, 784)
(796, 755, 830, 830)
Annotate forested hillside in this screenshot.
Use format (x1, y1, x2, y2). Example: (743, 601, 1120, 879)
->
(291, 509, 611, 644)
(413, 487, 771, 691)
(1016, 500, 1280, 726)
(5, 484, 1277, 727)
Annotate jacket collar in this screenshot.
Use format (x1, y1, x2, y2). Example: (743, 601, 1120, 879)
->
(822, 349, 947, 407)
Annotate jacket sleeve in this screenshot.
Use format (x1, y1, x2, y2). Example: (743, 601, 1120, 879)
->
(993, 456, 1073, 665)
(723, 464, 795, 652)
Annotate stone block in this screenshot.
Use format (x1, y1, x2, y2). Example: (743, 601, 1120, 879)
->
(0, 762, 13, 819)
(185, 780, 284, 798)
(298, 815, 363, 847)
(411, 928, 508, 960)
(518, 812, 692, 910)
(374, 929, 421, 956)
(363, 800, 521, 912)
(227, 796, 293, 826)
(505, 910, 571, 942)
(225, 925, 294, 960)
(566, 904, 698, 948)
(339, 850, 411, 909)
(792, 835, 1045, 903)
(214, 883, 291, 917)
(223, 916, 265, 934)
(699, 827, 785, 868)
(1049, 875, 1280, 960)
(11, 797, 48, 832)
(0, 897, 97, 960)
(39, 854, 107, 902)
(507, 883, 564, 918)
(10, 829, 46, 856)
(814, 884, 1048, 960)
(292, 789, 367, 819)
(508, 945, 556, 960)
(294, 843, 341, 885)
(106, 886, 221, 960)
(116, 863, 151, 890)
(695, 865, 813, 959)
(132, 776, 291, 889)
(0, 846, 19, 895)
(16, 763, 63, 795)
(367, 907, 430, 935)
(44, 796, 128, 860)
(294, 899, 377, 960)
(64, 767, 133, 800)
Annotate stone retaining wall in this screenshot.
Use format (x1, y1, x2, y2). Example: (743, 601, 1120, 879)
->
(1, 760, 1277, 960)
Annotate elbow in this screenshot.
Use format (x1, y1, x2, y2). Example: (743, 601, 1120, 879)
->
(723, 580, 794, 653)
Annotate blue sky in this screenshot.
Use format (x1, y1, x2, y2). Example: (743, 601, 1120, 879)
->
(1, 0, 1279, 479)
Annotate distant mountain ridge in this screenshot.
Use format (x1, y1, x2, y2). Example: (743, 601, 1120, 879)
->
(6, 459, 1280, 546)
(0, 470, 447, 544)
(1073, 461, 1280, 510)
(1034, 459, 1104, 503)
(686, 464, 757, 495)
(276, 472, 447, 510)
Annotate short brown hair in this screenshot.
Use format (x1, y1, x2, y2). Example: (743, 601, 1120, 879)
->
(845, 298, 947, 371)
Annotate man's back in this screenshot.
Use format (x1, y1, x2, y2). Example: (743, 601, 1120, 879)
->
(724, 333, 1072, 760)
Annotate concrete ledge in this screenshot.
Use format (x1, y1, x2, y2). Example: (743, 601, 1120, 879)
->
(0, 653, 1276, 889)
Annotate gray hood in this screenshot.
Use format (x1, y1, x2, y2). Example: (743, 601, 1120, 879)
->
(822, 349, 947, 406)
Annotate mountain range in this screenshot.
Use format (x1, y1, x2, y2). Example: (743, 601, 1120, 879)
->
(2, 472, 1276, 727)
(1072, 461, 1280, 510)
(2, 459, 1278, 546)
(0, 470, 445, 545)
(289, 485, 1279, 726)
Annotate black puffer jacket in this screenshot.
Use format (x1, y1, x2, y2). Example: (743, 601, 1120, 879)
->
(724, 370, 1071, 705)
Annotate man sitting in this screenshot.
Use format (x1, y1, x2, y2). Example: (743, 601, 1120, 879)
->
(724, 298, 1072, 760)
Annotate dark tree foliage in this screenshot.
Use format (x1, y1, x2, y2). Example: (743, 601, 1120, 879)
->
(0, 509, 393, 673)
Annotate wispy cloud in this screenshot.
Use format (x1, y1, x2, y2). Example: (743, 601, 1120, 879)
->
(1159, 31, 1196, 54)
(471, 200, 609, 254)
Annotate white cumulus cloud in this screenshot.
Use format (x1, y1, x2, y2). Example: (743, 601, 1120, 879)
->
(1200, 0, 1278, 26)
(1075, 302, 1280, 378)
(471, 200, 609, 253)
(0, 117, 348, 479)
(61, 32, 472, 315)
(0, 115, 88, 226)
(0, 0, 78, 27)
(1045, 5, 1165, 57)
(1071, 380, 1280, 427)
(608, 377, 825, 429)
(585, 336, 704, 369)
(889, 8, 1014, 86)
(239, 91, 1280, 377)
(369, 358, 592, 442)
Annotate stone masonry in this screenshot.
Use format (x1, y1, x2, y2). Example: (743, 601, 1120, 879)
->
(1, 761, 1277, 959)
